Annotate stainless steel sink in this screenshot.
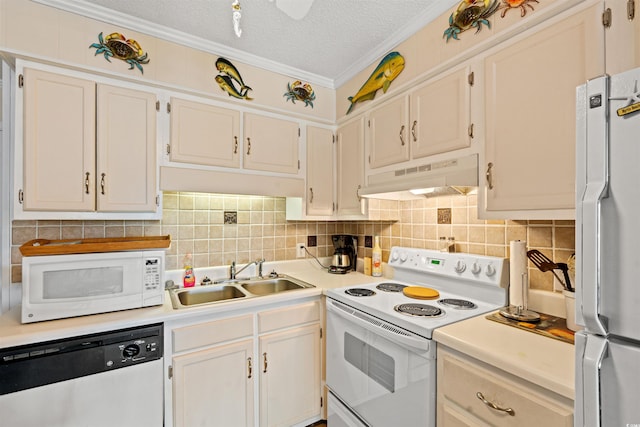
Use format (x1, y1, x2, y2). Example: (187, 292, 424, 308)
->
(169, 275, 314, 309)
(171, 285, 246, 308)
(240, 278, 309, 296)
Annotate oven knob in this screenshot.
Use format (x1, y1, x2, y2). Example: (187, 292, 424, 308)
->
(399, 252, 408, 262)
(391, 251, 399, 261)
(122, 344, 140, 358)
(454, 260, 466, 273)
(485, 264, 496, 277)
(471, 262, 482, 275)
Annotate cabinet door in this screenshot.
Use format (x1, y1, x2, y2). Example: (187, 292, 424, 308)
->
(411, 66, 472, 159)
(173, 339, 254, 427)
(259, 324, 321, 427)
(169, 97, 240, 168)
(22, 68, 96, 211)
(368, 96, 410, 168)
(482, 4, 604, 215)
(96, 84, 157, 212)
(244, 113, 299, 174)
(605, 0, 640, 74)
(306, 126, 334, 216)
(336, 118, 365, 216)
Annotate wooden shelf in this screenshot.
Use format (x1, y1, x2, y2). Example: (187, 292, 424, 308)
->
(19, 235, 171, 256)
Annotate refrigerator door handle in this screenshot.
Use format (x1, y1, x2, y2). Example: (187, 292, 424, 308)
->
(575, 332, 608, 427)
(578, 76, 609, 336)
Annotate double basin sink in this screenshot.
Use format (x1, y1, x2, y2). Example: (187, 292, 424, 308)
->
(169, 275, 315, 309)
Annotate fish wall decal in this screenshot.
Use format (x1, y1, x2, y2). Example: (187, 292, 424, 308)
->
(215, 57, 253, 101)
(346, 51, 405, 115)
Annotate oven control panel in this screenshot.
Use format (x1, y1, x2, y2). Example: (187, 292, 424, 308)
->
(388, 247, 508, 288)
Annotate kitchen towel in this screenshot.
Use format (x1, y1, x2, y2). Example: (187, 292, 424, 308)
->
(509, 240, 528, 308)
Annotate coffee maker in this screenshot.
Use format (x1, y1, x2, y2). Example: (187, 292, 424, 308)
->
(329, 235, 357, 274)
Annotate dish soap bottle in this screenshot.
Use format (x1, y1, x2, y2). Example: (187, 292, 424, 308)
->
(372, 236, 382, 277)
(183, 253, 195, 288)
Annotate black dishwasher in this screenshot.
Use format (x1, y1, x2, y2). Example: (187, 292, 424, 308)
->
(0, 323, 164, 427)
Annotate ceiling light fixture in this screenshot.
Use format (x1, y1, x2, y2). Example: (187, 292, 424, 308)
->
(232, 0, 242, 37)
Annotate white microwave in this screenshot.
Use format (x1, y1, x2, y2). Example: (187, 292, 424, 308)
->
(21, 250, 165, 323)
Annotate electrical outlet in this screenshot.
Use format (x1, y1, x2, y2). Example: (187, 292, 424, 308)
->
(296, 243, 305, 258)
(364, 236, 373, 248)
(307, 235, 317, 247)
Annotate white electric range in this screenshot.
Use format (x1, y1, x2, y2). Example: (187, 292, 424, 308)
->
(325, 247, 508, 427)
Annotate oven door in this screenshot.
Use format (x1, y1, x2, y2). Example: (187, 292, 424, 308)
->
(326, 298, 436, 427)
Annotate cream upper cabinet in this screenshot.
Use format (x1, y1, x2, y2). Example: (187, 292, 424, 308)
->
(20, 66, 158, 215)
(411, 66, 474, 159)
(96, 84, 157, 212)
(306, 126, 334, 216)
(480, 3, 604, 219)
(367, 96, 410, 169)
(437, 346, 573, 427)
(605, 0, 640, 74)
(336, 117, 366, 217)
(168, 97, 240, 168)
(243, 113, 299, 174)
(22, 68, 96, 211)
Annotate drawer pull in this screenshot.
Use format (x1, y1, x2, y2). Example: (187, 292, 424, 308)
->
(476, 392, 515, 416)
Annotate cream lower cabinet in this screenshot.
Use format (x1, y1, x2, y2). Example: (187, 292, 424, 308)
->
(437, 346, 573, 427)
(169, 300, 322, 427)
(243, 113, 300, 174)
(168, 96, 240, 168)
(480, 2, 604, 219)
(20, 66, 158, 214)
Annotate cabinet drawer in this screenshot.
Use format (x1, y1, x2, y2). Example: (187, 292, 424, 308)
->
(439, 350, 572, 427)
(258, 301, 320, 333)
(173, 314, 253, 353)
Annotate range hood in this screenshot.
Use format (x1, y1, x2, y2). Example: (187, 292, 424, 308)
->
(359, 154, 478, 200)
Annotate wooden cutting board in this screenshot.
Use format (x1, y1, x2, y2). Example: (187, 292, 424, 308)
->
(19, 235, 171, 256)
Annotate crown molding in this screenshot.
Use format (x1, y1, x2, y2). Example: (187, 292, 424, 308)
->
(32, 0, 336, 88)
(32, 0, 457, 90)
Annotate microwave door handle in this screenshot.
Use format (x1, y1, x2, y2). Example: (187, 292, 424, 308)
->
(576, 332, 607, 427)
(327, 300, 431, 353)
(579, 76, 609, 336)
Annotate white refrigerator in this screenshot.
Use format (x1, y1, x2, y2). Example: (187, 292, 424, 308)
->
(575, 67, 640, 427)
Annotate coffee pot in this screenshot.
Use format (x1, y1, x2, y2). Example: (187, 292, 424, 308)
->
(330, 235, 357, 274)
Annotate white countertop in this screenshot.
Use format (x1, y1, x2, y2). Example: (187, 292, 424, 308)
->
(0, 258, 381, 348)
(433, 313, 575, 400)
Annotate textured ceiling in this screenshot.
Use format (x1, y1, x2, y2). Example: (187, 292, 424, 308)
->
(40, 0, 459, 87)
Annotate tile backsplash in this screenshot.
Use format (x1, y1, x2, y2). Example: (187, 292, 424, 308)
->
(11, 191, 574, 291)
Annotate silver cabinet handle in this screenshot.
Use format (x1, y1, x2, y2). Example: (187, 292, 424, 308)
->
(476, 392, 515, 416)
(84, 172, 90, 194)
(100, 173, 106, 195)
(309, 187, 314, 203)
(246, 137, 251, 155)
(486, 162, 494, 190)
(263, 352, 268, 373)
(247, 357, 252, 379)
(234, 136, 238, 154)
(399, 125, 405, 146)
(356, 184, 362, 202)
(468, 123, 474, 139)
(411, 120, 417, 142)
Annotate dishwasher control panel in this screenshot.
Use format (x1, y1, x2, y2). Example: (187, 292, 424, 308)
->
(104, 335, 162, 368)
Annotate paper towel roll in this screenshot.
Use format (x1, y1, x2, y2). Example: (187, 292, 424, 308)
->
(509, 240, 528, 308)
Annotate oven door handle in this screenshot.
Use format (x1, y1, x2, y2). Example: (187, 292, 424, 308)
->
(327, 300, 432, 353)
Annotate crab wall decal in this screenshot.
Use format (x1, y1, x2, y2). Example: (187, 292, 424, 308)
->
(443, 0, 500, 42)
(284, 81, 316, 108)
(497, 0, 539, 17)
(89, 32, 149, 74)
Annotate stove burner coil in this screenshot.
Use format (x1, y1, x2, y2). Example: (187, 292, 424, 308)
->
(345, 288, 376, 297)
(375, 283, 408, 292)
(438, 298, 477, 309)
(394, 303, 444, 317)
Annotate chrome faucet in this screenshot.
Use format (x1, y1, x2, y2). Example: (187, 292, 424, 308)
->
(229, 258, 265, 280)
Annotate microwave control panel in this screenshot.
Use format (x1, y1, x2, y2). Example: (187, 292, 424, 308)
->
(144, 257, 162, 291)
